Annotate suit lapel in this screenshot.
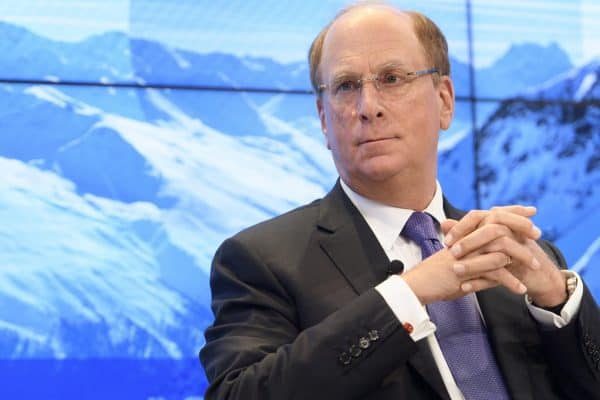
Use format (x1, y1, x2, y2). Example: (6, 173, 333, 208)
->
(316, 181, 389, 294)
(442, 197, 466, 221)
(317, 182, 450, 399)
(318, 187, 466, 290)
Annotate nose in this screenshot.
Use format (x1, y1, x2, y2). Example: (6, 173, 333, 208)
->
(356, 80, 384, 122)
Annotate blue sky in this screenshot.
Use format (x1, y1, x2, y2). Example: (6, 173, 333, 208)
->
(0, 0, 598, 67)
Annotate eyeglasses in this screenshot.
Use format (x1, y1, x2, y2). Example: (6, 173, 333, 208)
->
(317, 67, 439, 106)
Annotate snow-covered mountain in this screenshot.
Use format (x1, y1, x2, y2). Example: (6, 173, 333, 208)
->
(1, 21, 310, 90)
(477, 60, 600, 290)
(522, 58, 600, 101)
(0, 81, 335, 359)
(477, 43, 572, 98)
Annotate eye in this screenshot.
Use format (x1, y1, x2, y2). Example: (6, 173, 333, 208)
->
(381, 72, 403, 85)
(334, 80, 358, 94)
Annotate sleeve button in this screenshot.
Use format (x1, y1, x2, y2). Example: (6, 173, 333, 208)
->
(403, 322, 414, 334)
(368, 329, 379, 341)
(349, 344, 362, 358)
(359, 337, 370, 349)
(338, 352, 351, 365)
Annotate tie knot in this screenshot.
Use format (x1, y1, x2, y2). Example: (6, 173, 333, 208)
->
(401, 211, 439, 245)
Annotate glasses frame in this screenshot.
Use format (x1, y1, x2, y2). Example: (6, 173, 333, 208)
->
(317, 67, 439, 98)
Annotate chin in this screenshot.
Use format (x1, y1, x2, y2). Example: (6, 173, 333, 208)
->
(357, 159, 405, 182)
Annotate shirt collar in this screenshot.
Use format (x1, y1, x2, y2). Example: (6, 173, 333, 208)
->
(340, 179, 447, 251)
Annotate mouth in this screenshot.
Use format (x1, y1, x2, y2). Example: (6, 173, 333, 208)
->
(358, 137, 398, 145)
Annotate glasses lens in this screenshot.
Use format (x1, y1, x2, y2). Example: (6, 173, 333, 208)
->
(326, 69, 435, 105)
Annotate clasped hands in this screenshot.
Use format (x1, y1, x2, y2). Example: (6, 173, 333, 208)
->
(402, 206, 568, 308)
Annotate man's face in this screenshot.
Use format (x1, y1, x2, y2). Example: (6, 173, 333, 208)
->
(317, 8, 454, 191)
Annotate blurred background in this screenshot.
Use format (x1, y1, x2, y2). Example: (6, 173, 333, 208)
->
(0, 0, 598, 398)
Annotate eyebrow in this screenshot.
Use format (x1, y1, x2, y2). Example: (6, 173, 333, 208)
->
(376, 61, 409, 71)
(328, 60, 410, 83)
(329, 71, 360, 86)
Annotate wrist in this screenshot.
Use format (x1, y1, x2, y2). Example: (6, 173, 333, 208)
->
(530, 271, 568, 308)
(401, 272, 427, 306)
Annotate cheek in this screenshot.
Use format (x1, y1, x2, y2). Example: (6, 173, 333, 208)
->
(406, 94, 440, 131)
(325, 109, 353, 144)
(330, 107, 351, 127)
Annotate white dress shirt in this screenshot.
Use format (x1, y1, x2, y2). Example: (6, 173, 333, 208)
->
(339, 179, 583, 400)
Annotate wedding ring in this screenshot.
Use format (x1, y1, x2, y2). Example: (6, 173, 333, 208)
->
(505, 255, 512, 266)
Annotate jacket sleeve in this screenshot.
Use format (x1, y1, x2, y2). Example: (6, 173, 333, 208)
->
(537, 240, 600, 399)
(199, 237, 417, 400)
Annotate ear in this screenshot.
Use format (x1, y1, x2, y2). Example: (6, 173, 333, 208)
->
(437, 76, 455, 131)
(316, 97, 331, 149)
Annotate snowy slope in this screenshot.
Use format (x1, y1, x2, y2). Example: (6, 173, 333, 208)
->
(478, 61, 600, 283)
(0, 80, 335, 358)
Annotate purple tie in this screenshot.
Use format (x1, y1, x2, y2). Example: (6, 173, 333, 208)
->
(402, 212, 510, 400)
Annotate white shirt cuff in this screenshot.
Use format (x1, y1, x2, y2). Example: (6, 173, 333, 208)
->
(526, 270, 583, 328)
(376, 274, 436, 341)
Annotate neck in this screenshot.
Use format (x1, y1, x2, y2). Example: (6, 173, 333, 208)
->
(343, 170, 437, 210)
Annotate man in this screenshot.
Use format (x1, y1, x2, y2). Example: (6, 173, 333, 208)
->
(200, 3, 600, 399)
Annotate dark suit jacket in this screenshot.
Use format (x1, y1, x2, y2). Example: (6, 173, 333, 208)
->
(200, 182, 600, 399)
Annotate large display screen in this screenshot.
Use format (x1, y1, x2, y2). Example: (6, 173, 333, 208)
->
(0, 0, 598, 398)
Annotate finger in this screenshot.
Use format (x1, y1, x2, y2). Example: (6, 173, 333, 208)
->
(483, 268, 528, 295)
(461, 268, 526, 295)
(460, 278, 499, 294)
(480, 236, 541, 270)
(444, 205, 538, 247)
(482, 209, 541, 241)
(452, 251, 512, 278)
(441, 219, 458, 235)
(444, 210, 488, 246)
(449, 223, 513, 259)
(489, 205, 537, 218)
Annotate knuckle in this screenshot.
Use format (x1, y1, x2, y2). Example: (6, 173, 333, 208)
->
(494, 225, 505, 236)
(450, 226, 462, 236)
(530, 254, 537, 264)
(471, 210, 484, 219)
(495, 252, 507, 265)
(487, 242, 500, 252)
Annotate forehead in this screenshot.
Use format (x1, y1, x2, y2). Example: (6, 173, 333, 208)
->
(320, 8, 426, 76)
